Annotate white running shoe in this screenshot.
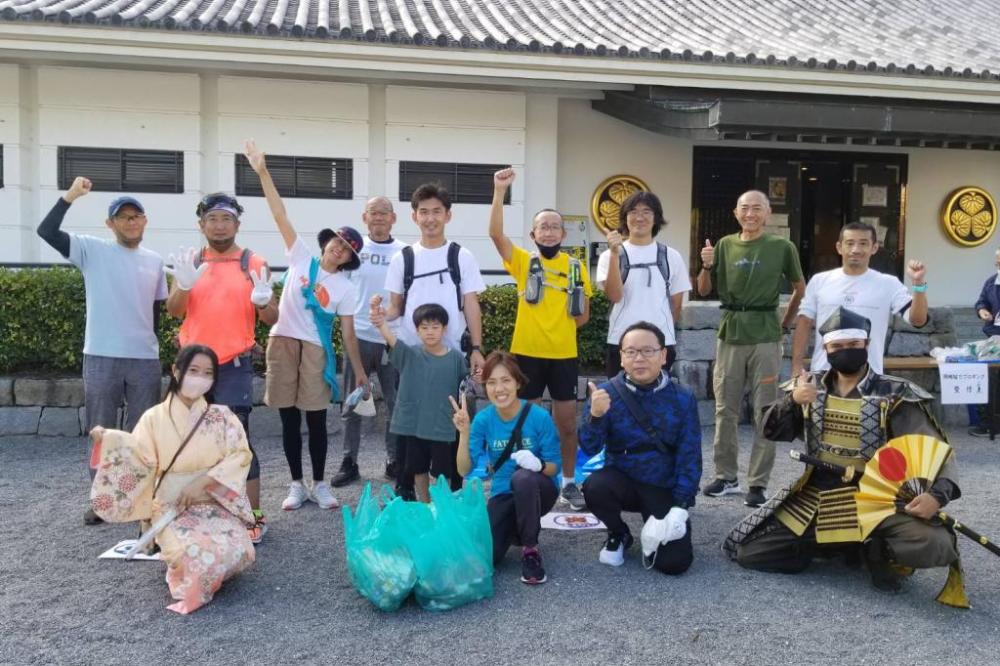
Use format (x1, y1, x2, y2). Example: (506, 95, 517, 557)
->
(281, 481, 310, 511)
(598, 532, 633, 567)
(311, 481, 340, 510)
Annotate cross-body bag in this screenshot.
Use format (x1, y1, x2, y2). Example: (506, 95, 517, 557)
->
(606, 375, 675, 454)
(487, 404, 533, 475)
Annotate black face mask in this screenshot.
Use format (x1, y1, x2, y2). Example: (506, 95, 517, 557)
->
(828, 347, 868, 375)
(535, 242, 562, 260)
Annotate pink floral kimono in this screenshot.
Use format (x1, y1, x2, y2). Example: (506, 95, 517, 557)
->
(91, 396, 256, 614)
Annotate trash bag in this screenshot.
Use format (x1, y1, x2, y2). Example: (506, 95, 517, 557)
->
(574, 448, 605, 485)
(407, 477, 493, 611)
(342, 484, 418, 612)
(342, 479, 494, 612)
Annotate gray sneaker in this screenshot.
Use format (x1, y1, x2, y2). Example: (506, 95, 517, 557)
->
(703, 478, 741, 497)
(560, 482, 586, 511)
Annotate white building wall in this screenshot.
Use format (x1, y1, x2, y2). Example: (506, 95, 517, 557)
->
(0, 64, 22, 262)
(904, 148, 1000, 307)
(385, 85, 526, 275)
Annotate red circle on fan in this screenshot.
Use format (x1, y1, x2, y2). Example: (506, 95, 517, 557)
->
(878, 448, 908, 482)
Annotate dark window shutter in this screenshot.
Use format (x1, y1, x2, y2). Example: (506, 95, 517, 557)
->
(399, 161, 509, 204)
(57, 147, 183, 193)
(234, 154, 352, 199)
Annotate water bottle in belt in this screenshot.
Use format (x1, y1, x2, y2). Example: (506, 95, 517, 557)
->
(524, 255, 544, 304)
(567, 258, 585, 317)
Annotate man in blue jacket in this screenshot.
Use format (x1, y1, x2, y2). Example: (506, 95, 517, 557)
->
(579, 321, 702, 574)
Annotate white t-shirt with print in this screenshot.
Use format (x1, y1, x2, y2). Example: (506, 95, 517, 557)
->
(349, 236, 407, 344)
(798, 268, 914, 374)
(384, 241, 486, 351)
(596, 241, 692, 346)
(270, 236, 359, 346)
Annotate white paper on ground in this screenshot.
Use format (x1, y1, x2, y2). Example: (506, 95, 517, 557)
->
(99, 539, 162, 561)
(541, 512, 606, 531)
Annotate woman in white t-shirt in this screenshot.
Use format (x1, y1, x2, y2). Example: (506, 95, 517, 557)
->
(596, 191, 691, 377)
(245, 140, 367, 512)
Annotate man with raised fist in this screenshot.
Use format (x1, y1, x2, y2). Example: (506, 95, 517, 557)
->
(36, 176, 168, 525)
(697, 190, 805, 509)
(578, 321, 701, 573)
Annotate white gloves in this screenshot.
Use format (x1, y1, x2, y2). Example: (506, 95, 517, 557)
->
(249, 268, 273, 307)
(510, 449, 543, 472)
(166, 247, 207, 291)
(640, 507, 689, 557)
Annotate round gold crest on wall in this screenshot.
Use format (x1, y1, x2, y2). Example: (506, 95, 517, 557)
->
(590, 175, 650, 234)
(941, 186, 997, 247)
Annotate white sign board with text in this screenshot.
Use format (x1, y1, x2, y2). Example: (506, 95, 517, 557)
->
(939, 363, 988, 404)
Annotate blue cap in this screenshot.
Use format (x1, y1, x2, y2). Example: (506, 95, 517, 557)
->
(108, 196, 145, 218)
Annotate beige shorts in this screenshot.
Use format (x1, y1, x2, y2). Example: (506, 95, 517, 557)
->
(265, 335, 332, 411)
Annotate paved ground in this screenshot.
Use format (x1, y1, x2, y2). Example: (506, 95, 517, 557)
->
(2, 418, 1000, 666)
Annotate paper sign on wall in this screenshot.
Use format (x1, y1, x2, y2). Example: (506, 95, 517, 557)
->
(939, 363, 988, 404)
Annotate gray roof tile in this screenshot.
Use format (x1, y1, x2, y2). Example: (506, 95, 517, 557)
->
(3, 0, 1000, 79)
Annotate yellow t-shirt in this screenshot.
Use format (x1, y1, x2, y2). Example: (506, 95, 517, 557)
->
(503, 245, 594, 359)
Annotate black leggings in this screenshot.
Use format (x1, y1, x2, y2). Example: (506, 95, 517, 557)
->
(279, 407, 328, 482)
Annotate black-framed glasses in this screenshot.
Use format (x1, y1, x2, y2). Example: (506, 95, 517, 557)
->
(621, 347, 663, 360)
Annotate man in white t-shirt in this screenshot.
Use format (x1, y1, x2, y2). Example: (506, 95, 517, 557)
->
(791, 222, 928, 375)
(333, 196, 408, 487)
(597, 190, 691, 377)
(384, 183, 487, 493)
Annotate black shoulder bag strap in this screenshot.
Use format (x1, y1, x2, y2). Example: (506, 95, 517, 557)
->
(401, 245, 415, 314)
(153, 404, 211, 500)
(488, 404, 533, 475)
(606, 375, 674, 453)
(446, 242, 464, 312)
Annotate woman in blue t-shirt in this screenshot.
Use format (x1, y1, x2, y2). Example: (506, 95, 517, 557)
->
(454, 351, 561, 585)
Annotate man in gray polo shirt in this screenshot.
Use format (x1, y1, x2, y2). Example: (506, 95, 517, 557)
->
(37, 176, 167, 525)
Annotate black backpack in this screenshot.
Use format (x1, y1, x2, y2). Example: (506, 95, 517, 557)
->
(401, 242, 463, 313)
(619, 243, 671, 296)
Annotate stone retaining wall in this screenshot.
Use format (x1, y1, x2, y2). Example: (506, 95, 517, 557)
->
(0, 303, 968, 436)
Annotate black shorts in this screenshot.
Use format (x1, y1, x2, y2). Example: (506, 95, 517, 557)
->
(604, 344, 676, 379)
(515, 355, 578, 401)
(401, 435, 454, 477)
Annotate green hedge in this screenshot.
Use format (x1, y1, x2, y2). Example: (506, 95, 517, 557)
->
(0, 268, 611, 373)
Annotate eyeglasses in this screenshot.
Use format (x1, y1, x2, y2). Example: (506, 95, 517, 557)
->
(620, 347, 662, 359)
(114, 213, 147, 223)
(535, 224, 564, 233)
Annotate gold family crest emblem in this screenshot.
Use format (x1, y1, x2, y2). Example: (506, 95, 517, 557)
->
(941, 187, 997, 247)
(590, 175, 650, 234)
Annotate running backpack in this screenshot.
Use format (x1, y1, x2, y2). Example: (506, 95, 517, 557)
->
(194, 247, 254, 281)
(401, 242, 463, 313)
(619, 243, 671, 296)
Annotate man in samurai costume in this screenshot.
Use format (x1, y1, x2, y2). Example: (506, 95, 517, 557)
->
(723, 307, 964, 601)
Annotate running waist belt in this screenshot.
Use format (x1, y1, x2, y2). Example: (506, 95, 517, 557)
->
(719, 303, 778, 312)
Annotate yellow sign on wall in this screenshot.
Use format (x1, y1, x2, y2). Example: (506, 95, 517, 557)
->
(590, 175, 650, 234)
(941, 186, 997, 247)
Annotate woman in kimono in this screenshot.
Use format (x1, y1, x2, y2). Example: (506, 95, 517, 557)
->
(90, 344, 256, 615)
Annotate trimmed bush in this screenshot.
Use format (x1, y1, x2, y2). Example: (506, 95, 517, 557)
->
(0, 269, 611, 373)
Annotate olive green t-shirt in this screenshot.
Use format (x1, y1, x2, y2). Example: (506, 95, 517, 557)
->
(710, 233, 803, 345)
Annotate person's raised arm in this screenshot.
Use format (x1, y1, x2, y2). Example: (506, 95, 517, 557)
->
(905, 259, 928, 328)
(696, 239, 714, 296)
(489, 168, 515, 263)
(38, 176, 91, 258)
(244, 139, 296, 250)
(369, 295, 397, 347)
(790, 315, 815, 376)
(603, 231, 624, 303)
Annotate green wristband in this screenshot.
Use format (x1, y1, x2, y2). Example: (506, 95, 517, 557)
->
(911, 283, 928, 293)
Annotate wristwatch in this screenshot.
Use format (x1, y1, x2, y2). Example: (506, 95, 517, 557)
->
(471, 345, 482, 352)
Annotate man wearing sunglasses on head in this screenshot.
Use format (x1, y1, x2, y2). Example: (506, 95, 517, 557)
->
(37, 176, 169, 526)
(165, 192, 278, 544)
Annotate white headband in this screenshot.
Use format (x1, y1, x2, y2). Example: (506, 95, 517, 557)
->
(822, 329, 869, 344)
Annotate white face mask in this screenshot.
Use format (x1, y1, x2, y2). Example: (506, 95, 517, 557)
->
(179, 374, 213, 400)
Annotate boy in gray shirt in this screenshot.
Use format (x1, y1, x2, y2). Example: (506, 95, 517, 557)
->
(369, 298, 467, 503)
(36, 177, 167, 524)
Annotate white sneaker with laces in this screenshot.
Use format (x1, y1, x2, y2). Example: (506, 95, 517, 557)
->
(311, 481, 340, 510)
(281, 481, 310, 511)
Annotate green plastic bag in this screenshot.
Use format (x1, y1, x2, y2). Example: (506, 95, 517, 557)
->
(408, 477, 494, 611)
(342, 484, 419, 612)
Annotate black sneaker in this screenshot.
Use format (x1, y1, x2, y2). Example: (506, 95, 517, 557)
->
(968, 425, 991, 438)
(83, 507, 103, 525)
(744, 486, 767, 507)
(331, 456, 360, 487)
(560, 482, 586, 511)
(598, 531, 634, 566)
(520, 548, 547, 584)
(703, 478, 740, 497)
(384, 459, 397, 481)
(863, 537, 903, 592)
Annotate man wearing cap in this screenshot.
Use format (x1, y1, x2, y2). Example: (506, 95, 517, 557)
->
(166, 192, 278, 543)
(36, 176, 168, 525)
(724, 307, 961, 596)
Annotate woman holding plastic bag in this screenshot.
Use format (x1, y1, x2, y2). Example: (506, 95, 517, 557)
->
(454, 351, 561, 585)
(89, 345, 256, 614)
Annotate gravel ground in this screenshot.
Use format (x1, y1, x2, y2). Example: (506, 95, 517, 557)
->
(2, 419, 999, 666)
